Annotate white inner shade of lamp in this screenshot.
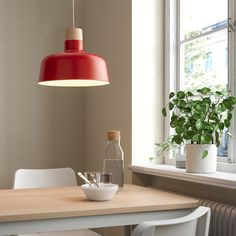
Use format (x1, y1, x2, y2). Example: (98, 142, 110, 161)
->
(38, 80, 110, 87)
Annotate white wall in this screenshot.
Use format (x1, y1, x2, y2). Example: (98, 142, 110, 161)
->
(132, 0, 165, 164)
(0, 0, 84, 188)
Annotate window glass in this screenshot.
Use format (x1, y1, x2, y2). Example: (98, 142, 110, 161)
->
(179, 0, 228, 93)
(181, 0, 227, 40)
(181, 29, 228, 91)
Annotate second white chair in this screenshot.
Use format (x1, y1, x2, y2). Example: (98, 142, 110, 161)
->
(14, 168, 101, 236)
(131, 206, 211, 236)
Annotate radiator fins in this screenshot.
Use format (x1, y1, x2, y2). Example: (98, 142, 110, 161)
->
(200, 199, 236, 236)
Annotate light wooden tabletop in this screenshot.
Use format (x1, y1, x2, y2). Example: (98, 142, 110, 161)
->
(0, 184, 199, 222)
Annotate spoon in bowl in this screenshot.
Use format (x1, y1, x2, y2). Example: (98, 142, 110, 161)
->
(77, 172, 92, 187)
(92, 177, 99, 188)
(77, 172, 99, 188)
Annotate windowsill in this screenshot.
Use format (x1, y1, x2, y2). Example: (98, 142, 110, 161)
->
(128, 164, 236, 190)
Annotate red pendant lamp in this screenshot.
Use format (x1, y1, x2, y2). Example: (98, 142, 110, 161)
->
(38, 1, 109, 87)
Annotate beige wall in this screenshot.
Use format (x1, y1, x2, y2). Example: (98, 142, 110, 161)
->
(0, 0, 84, 188)
(79, 0, 132, 183)
(0, 0, 132, 188)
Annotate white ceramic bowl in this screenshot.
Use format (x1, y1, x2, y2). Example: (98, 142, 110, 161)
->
(81, 183, 118, 201)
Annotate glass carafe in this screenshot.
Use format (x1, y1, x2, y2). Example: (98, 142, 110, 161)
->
(103, 130, 124, 188)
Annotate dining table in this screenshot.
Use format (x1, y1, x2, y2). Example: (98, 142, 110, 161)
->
(0, 184, 199, 236)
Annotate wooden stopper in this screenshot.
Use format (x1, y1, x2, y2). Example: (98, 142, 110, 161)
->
(66, 28, 83, 40)
(106, 130, 121, 141)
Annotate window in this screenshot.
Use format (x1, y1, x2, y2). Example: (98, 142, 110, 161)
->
(165, 0, 236, 164)
(205, 52, 213, 71)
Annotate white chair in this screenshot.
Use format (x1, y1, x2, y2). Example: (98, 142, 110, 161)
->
(14, 168, 101, 236)
(131, 206, 211, 236)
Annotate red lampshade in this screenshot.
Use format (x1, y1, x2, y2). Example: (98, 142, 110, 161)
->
(38, 28, 110, 87)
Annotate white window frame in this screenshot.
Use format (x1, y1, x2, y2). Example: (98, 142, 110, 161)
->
(165, 0, 236, 167)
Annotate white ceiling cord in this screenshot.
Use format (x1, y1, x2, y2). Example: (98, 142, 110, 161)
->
(72, 0, 75, 28)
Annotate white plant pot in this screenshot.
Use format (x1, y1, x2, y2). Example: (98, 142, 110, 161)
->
(186, 144, 217, 173)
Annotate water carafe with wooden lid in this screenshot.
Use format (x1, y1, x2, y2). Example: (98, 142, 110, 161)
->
(103, 130, 124, 189)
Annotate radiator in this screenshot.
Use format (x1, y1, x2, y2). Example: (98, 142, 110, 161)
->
(199, 199, 236, 236)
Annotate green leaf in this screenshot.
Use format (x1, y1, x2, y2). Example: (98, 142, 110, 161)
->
(184, 107, 192, 113)
(202, 150, 208, 159)
(178, 100, 187, 107)
(215, 131, 220, 147)
(196, 119, 203, 130)
(192, 134, 200, 143)
(172, 99, 179, 105)
(183, 130, 194, 140)
(229, 96, 236, 105)
(201, 87, 211, 94)
(200, 134, 212, 144)
(195, 104, 203, 112)
(218, 103, 226, 112)
(216, 140, 220, 147)
(171, 114, 178, 121)
(218, 122, 224, 130)
(203, 97, 211, 104)
(169, 102, 174, 110)
(223, 99, 232, 109)
(175, 126, 185, 134)
(185, 123, 192, 130)
(205, 124, 214, 132)
(224, 119, 230, 128)
(228, 113, 233, 120)
(173, 135, 183, 145)
(187, 91, 194, 96)
(209, 112, 218, 121)
(170, 119, 178, 128)
(178, 117, 186, 124)
(216, 91, 223, 96)
(162, 108, 167, 117)
(177, 91, 185, 99)
(193, 113, 201, 120)
(169, 92, 175, 99)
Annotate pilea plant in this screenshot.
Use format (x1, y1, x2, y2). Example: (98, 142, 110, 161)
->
(162, 87, 236, 157)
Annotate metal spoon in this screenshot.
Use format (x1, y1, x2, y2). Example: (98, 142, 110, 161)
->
(77, 172, 92, 187)
(92, 177, 99, 188)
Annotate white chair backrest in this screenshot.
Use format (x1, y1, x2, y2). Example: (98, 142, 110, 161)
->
(14, 168, 78, 189)
(131, 206, 211, 236)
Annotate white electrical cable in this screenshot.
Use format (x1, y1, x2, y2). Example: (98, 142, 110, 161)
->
(72, 0, 75, 28)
